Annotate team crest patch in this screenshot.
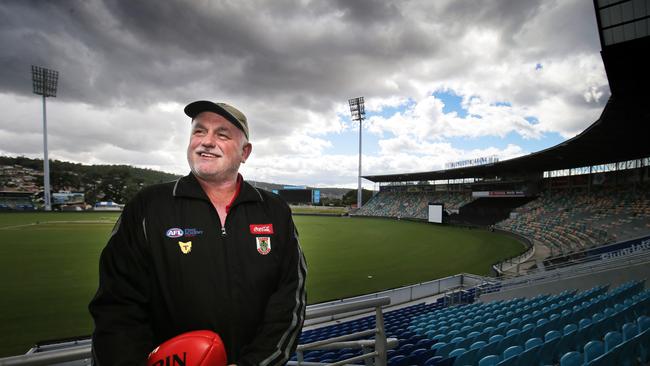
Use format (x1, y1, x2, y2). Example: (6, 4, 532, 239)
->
(178, 241, 192, 254)
(256, 237, 271, 255)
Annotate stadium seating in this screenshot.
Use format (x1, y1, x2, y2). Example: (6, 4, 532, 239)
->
(354, 190, 473, 220)
(291, 280, 650, 365)
(495, 184, 650, 256)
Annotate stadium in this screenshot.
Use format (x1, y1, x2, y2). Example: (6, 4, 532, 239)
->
(2, 1, 650, 365)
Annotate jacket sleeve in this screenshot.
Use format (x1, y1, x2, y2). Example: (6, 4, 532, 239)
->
(237, 211, 308, 366)
(88, 198, 153, 366)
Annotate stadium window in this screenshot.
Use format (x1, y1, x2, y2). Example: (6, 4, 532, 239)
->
(624, 22, 636, 41)
(611, 4, 623, 25)
(622, 1, 634, 22)
(613, 25, 625, 43)
(601, 7, 612, 27)
(632, 0, 650, 18)
(635, 20, 647, 37)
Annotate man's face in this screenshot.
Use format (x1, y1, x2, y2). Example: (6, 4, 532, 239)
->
(187, 112, 252, 184)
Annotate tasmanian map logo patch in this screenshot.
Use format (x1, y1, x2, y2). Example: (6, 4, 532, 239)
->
(256, 237, 271, 255)
(178, 241, 192, 254)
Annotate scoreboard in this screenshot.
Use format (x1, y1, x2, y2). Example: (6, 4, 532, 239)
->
(273, 186, 320, 204)
(277, 189, 312, 204)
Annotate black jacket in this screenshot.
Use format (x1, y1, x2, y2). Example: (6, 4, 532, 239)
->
(89, 173, 307, 366)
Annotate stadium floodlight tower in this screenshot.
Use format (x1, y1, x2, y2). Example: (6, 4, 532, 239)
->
(31, 65, 59, 211)
(348, 97, 366, 209)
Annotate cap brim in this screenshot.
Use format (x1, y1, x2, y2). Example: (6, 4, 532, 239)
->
(184, 100, 247, 137)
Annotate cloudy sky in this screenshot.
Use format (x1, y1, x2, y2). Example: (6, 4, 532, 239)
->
(0, 0, 609, 188)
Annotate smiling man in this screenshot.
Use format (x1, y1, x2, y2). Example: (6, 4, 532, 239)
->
(89, 101, 307, 366)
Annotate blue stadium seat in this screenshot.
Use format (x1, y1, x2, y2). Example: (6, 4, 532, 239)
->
(578, 318, 592, 330)
(559, 351, 582, 366)
(478, 354, 500, 366)
(471, 341, 487, 350)
(524, 337, 542, 350)
(637, 328, 650, 363)
(583, 340, 604, 363)
(416, 338, 435, 349)
(537, 331, 562, 365)
(449, 347, 466, 359)
(616, 335, 638, 366)
(413, 349, 438, 365)
(466, 331, 481, 341)
(424, 356, 443, 366)
(502, 345, 522, 360)
(638, 315, 650, 332)
(431, 341, 447, 354)
(544, 330, 561, 342)
(604, 331, 622, 352)
(563, 323, 577, 335)
(621, 322, 637, 341)
(488, 334, 504, 344)
(453, 347, 481, 366)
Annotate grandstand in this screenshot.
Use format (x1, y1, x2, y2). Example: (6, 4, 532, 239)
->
(0, 191, 35, 211)
(2, 0, 650, 365)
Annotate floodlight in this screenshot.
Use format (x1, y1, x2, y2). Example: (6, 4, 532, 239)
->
(348, 97, 366, 209)
(31, 65, 59, 211)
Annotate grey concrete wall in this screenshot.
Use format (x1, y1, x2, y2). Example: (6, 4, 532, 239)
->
(479, 261, 650, 303)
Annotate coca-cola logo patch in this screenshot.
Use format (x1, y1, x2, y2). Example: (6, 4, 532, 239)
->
(250, 224, 274, 235)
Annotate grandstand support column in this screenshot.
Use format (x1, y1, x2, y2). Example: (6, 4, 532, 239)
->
(31, 65, 58, 212)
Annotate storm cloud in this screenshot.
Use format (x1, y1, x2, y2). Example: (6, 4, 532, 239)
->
(0, 0, 609, 187)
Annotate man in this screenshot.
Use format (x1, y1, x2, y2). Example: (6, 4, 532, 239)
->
(89, 101, 307, 366)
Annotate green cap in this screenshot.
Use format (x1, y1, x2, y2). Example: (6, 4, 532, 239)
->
(184, 100, 249, 139)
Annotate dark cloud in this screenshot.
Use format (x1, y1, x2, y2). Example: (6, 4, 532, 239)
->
(0, 0, 610, 184)
(0, 0, 444, 111)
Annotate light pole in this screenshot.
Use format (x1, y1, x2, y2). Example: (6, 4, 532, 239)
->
(348, 97, 366, 209)
(31, 65, 59, 211)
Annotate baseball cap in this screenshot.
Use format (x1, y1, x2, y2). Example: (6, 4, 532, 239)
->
(184, 100, 249, 139)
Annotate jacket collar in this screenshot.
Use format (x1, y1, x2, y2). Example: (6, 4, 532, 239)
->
(173, 173, 263, 207)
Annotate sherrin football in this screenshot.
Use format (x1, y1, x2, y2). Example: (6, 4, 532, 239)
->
(147, 330, 227, 366)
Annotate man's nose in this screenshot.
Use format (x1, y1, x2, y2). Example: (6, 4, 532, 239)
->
(200, 134, 217, 147)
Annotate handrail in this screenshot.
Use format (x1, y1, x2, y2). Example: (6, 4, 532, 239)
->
(0, 345, 90, 366)
(291, 297, 394, 366)
(307, 297, 390, 319)
(488, 249, 650, 294)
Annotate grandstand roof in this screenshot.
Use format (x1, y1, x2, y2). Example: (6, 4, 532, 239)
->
(364, 14, 650, 184)
(364, 95, 649, 183)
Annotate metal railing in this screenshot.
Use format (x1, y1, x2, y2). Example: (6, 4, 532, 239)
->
(289, 297, 396, 366)
(487, 248, 650, 294)
(0, 297, 395, 366)
(0, 344, 90, 366)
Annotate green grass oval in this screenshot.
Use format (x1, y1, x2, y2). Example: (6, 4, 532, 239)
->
(295, 216, 525, 303)
(0, 212, 524, 356)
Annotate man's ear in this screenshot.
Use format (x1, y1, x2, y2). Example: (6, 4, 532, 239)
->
(242, 142, 252, 163)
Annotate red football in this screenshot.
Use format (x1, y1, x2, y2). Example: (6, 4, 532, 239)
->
(147, 330, 227, 366)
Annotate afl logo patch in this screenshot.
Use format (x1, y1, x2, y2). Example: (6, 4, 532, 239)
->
(166, 228, 184, 238)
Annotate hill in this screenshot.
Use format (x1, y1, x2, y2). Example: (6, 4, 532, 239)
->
(0, 156, 352, 205)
